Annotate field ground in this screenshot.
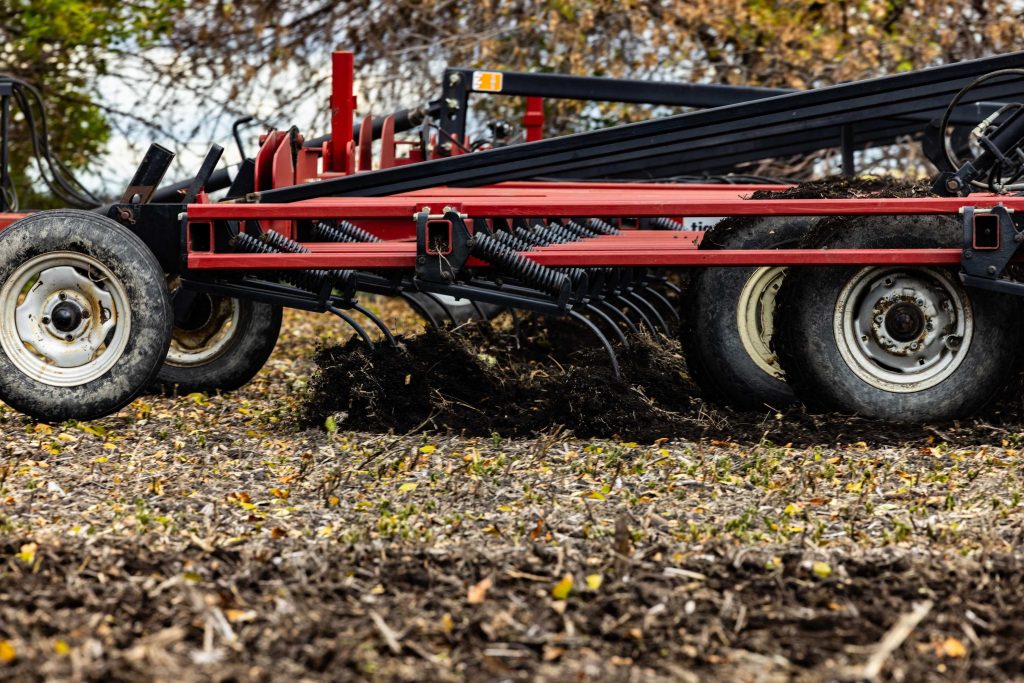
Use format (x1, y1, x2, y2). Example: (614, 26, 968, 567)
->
(1, 306, 1023, 682)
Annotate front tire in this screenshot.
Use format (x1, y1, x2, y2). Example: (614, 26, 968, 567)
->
(774, 215, 1023, 422)
(0, 210, 172, 422)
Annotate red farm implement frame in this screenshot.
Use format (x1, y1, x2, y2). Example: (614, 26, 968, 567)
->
(1, 52, 1024, 424)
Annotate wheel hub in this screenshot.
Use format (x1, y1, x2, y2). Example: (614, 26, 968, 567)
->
(836, 267, 972, 392)
(164, 284, 241, 367)
(0, 254, 130, 387)
(736, 266, 787, 380)
(49, 299, 84, 333)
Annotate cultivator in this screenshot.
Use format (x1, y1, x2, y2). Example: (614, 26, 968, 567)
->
(2, 52, 1024, 425)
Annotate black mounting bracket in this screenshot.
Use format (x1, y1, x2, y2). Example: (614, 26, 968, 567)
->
(960, 205, 1024, 295)
(414, 208, 473, 284)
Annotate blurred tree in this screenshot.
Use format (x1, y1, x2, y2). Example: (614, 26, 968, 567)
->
(3, 0, 1023, 199)
(0, 0, 180, 207)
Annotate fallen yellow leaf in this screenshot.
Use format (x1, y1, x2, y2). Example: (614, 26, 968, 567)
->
(467, 577, 492, 604)
(940, 637, 967, 658)
(0, 640, 14, 663)
(585, 574, 603, 591)
(17, 543, 37, 565)
(552, 574, 574, 600)
(811, 561, 832, 579)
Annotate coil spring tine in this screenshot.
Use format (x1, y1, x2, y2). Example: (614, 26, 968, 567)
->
(642, 286, 680, 322)
(468, 300, 488, 321)
(400, 293, 441, 329)
(568, 310, 621, 379)
(471, 233, 570, 301)
(424, 292, 460, 324)
(650, 216, 686, 231)
(492, 229, 534, 252)
(559, 219, 598, 239)
(353, 303, 398, 346)
(586, 218, 621, 236)
(328, 305, 374, 348)
(626, 291, 669, 333)
(582, 303, 628, 347)
(507, 307, 522, 349)
(314, 220, 382, 243)
(610, 293, 656, 334)
(594, 300, 637, 335)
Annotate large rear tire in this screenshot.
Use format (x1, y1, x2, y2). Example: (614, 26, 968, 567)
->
(680, 217, 814, 410)
(0, 210, 172, 422)
(774, 215, 1023, 421)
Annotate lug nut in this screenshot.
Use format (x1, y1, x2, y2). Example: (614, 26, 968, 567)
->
(41, 316, 50, 325)
(59, 292, 67, 301)
(64, 334, 73, 342)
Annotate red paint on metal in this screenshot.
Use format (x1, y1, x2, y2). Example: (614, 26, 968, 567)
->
(0, 212, 26, 230)
(329, 51, 355, 174)
(380, 115, 396, 169)
(188, 245, 966, 271)
(523, 97, 544, 142)
(357, 114, 373, 172)
(194, 196, 1024, 221)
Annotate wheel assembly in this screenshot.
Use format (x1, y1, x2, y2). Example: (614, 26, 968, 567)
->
(0, 210, 172, 422)
(681, 217, 813, 409)
(156, 281, 282, 394)
(774, 215, 1023, 421)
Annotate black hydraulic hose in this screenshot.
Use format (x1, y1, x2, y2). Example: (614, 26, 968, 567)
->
(151, 166, 237, 203)
(303, 106, 430, 148)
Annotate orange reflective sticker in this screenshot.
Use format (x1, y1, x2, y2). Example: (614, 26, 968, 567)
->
(472, 71, 504, 93)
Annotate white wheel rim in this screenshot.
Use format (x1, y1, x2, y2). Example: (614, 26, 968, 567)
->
(164, 293, 241, 367)
(834, 266, 973, 393)
(0, 251, 131, 387)
(736, 266, 787, 380)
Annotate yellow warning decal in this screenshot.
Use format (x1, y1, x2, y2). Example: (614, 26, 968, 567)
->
(472, 71, 504, 93)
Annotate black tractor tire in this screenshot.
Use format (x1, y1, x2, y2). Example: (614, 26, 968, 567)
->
(774, 215, 1023, 422)
(680, 217, 814, 410)
(0, 210, 172, 422)
(156, 292, 282, 394)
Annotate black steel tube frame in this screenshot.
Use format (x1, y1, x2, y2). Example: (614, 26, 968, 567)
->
(436, 66, 1013, 178)
(256, 51, 1024, 202)
(0, 78, 11, 212)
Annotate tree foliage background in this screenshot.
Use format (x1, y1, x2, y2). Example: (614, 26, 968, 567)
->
(1, 0, 1021, 201)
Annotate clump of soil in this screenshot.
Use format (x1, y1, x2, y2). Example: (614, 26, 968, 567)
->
(749, 175, 935, 200)
(304, 321, 703, 441)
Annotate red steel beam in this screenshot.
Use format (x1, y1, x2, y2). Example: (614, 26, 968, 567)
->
(190, 196, 1021, 221)
(188, 246, 966, 270)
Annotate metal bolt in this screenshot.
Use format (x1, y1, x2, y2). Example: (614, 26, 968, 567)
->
(874, 315, 884, 324)
(909, 341, 920, 351)
(41, 316, 50, 325)
(417, 256, 426, 264)
(81, 309, 90, 319)
(59, 292, 67, 301)
(64, 334, 73, 342)
(964, 250, 973, 259)
(987, 265, 998, 275)
(884, 278, 893, 287)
